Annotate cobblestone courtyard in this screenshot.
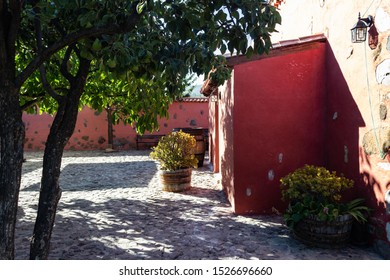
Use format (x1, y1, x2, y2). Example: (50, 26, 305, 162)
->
(15, 150, 383, 260)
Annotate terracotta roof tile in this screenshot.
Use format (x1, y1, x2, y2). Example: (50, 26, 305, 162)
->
(175, 97, 208, 103)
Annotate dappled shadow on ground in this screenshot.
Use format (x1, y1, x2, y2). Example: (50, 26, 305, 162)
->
(46, 188, 382, 260)
(22, 158, 43, 175)
(16, 151, 382, 260)
(22, 160, 157, 192)
(16, 186, 383, 260)
(51, 194, 291, 260)
(179, 186, 227, 202)
(59, 161, 157, 191)
(60, 150, 153, 158)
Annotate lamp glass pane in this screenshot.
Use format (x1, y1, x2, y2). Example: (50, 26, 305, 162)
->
(357, 28, 366, 41)
(351, 29, 357, 42)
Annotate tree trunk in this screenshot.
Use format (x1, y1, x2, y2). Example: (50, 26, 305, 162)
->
(29, 58, 91, 260)
(0, 84, 25, 260)
(106, 106, 114, 150)
(29, 98, 75, 259)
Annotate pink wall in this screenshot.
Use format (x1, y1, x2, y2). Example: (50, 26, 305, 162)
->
(226, 41, 327, 214)
(23, 99, 209, 151)
(219, 79, 236, 209)
(208, 100, 219, 172)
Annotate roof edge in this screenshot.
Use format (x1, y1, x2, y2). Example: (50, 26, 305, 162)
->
(227, 33, 327, 67)
(175, 97, 208, 103)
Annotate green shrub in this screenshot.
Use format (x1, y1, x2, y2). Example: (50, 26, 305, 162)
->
(280, 165, 370, 228)
(280, 165, 354, 203)
(150, 131, 198, 171)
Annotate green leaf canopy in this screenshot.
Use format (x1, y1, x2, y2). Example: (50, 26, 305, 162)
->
(19, 0, 281, 133)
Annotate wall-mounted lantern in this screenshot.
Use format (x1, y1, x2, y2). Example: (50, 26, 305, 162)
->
(351, 13, 374, 43)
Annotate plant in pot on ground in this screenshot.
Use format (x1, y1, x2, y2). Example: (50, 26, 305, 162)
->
(280, 165, 371, 248)
(150, 131, 198, 192)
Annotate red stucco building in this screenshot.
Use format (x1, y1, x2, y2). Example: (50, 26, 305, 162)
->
(208, 1, 390, 259)
(210, 35, 328, 215)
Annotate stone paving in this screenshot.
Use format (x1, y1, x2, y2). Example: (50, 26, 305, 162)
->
(15, 150, 383, 260)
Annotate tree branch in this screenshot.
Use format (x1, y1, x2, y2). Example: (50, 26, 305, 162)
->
(34, 3, 63, 102)
(20, 96, 44, 111)
(39, 64, 64, 101)
(72, 54, 91, 94)
(0, 1, 8, 72)
(15, 4, 141, 88)
(7, 0, 22, 64)
(226, 6, 239, 27)
(60, 45, 75, 82)
(51, 18, 67, 38)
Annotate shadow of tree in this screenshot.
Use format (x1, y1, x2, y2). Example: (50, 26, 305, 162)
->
(22, 160, 157, 192)
(59, 161, 157, 191)
(50, 194, 293, 260)
(22, 158, 43, 174)
(43, 188, 382, 260)
(15, 151, 383, 260)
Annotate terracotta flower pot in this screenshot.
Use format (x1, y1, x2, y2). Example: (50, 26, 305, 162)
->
(159, 168, 192, 192)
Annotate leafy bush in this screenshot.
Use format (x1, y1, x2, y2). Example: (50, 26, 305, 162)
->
(280, 165, 370, 228)
(150, 131, 198, 171)
(280, 165, 354, 203)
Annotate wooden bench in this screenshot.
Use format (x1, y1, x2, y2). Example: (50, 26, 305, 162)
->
(136, 134, 165, 150)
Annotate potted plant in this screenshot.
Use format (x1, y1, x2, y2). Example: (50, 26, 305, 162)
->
(150, 131, 198, 192)
(280, 165, 371, 248)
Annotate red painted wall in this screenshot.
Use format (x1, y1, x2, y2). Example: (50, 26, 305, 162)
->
(209, 100, 220, 172)
(23, 99, 209, 151)
(272, 0, 390, 257)
(217, 41, 327, 215)
(219, 79, 236, 208)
